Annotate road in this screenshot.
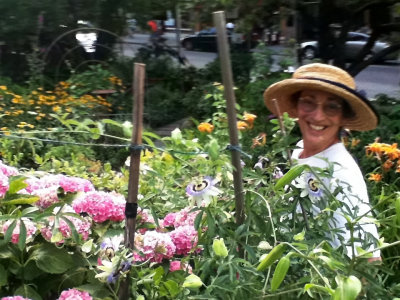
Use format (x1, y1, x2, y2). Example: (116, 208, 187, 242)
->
(120, 33, 400, 98)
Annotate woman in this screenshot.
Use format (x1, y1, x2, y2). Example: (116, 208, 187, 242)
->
(263, 63, 380, 260)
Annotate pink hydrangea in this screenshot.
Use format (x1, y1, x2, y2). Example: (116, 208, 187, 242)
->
(169, 225, 198, 255)
(24, 175, 61, 193)
(137, 207, 156, 234)
(31, 186, 60, 209)
(72, 191, 126, 223)
(2, 218, 37, 244)
(162, 207, 199, 228)
(0, 172, 9, 197)
(133, 231, 176, 263)
(1, 296, 32, 300)
(24, 174, 94, 194)
(58, 289, 92, 300)
(58, 175, 95, 193)
(169, 260, 193, 273)
(0, 160, 19, 176)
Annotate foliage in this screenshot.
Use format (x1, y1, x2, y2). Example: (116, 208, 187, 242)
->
(0, 70, 400, 300)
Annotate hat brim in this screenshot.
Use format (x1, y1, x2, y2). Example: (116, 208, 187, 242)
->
(263, 78, 379, 131)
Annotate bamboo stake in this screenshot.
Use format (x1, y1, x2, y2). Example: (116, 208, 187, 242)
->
(125, 62, 146, 249)
(213, 11, 245, 226)
(119, 63, 146, 300)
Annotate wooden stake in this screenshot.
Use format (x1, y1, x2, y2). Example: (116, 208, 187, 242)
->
(213, 11, 245, 226)
(119, 63, 146, 300)
(125, 63, 146, 249)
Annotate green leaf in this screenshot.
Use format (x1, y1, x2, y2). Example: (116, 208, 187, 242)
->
(395, 197, 400, 224)
(194, 209, 204, 230)
(207, 139, 220, 161)
(206, 211, 216, 237)
(17, 220, 27, 251)
(2, 194, 39, 206)
(15, 284, 43, 300)
(164, 280, 180, 298)
(293, 230, 305, 241)
(0, 263, 7, 286)
(4, 219, 17, 243)
(31, 243, 75, 274)
(275, 164, 308, 191)
(6, 175, 28, 194)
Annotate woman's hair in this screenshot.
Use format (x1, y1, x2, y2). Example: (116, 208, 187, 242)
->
(291, 91, 356, 120)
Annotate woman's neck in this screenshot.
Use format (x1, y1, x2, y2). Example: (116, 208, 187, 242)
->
(300, 139, 340, 158)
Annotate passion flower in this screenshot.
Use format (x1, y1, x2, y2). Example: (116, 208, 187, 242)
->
(186, 176, 221, 207)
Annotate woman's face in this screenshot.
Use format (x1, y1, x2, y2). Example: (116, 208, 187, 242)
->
(296, 89, 345, 157)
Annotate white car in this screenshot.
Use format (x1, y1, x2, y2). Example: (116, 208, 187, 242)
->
(301, 32, 396, 61)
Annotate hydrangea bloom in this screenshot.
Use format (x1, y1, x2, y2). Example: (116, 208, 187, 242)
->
(31, 186, 59, 209)
(24, 174, 94, 194)
(186, 176, 221, 207)
(0, 172, 9, 197)
(162, 207, 199, 228)
(137, 207, 156, 233)
(169, 225, 198, 255)
(58, 289, 92, 300)
(2, 218, 37, 244)
(169, 260, 193, 273)
(72, 191, 126, 223)
(40, 205, 91, 243)
(133, 231, 176, 263)
(0, 160, 19, 176)
(58, 175, 95, 193)
(1, 297, 32, 300)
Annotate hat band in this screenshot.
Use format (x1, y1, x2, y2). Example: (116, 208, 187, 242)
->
(299, 76, 379, 120)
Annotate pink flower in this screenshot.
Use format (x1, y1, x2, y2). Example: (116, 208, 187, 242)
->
(40, 205, 91, 243)
(137, 207, 156, 234)
(169, 225, 198, 255)
(0, 172, 9, 197)
(133, 231, 176, 263)
(58, 175, 94, 193)
(31, 186, 60, 209)
(169, 260, 193, 273)
(1, 297, 31, 300)
(58, 288, 92, 300)
(24, 174, 94, 194)
(2, 218, 37, 244)
(0, 160, 19, 176)
(162, 207, 199, 228)
(72, 191, 126, 223)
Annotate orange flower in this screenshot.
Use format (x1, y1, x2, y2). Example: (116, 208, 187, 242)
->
(251, 133, 267, 148)
(243, 112, 257, 128)
(368, 173, 382, 182)
(382, 160, 394, 172)
(198, 122, 214, 133)
(237, 121, 249, 130)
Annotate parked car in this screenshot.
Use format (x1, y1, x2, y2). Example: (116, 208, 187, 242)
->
(180, 27, 258, 52)
(301, 32, 397, 61)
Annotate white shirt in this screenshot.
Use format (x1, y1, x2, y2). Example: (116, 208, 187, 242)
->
(292, 140, 380, 258)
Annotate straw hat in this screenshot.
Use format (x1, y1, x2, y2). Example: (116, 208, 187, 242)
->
(263, 63, 379, 131)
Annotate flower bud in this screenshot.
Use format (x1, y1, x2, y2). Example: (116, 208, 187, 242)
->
(182, 274, 203, 289)
(213, 238, 228, 258)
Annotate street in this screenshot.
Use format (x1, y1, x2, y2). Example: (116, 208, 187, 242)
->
(120, 32, 400, 98)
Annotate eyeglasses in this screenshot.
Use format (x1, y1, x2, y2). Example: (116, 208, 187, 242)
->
(297, 97, 343, 117)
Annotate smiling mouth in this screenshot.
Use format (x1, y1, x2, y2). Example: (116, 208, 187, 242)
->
(309, 124, 326, 131)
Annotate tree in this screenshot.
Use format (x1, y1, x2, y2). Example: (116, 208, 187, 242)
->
(301, 0, 400, 76)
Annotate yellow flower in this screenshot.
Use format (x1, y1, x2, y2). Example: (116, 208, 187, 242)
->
(243, 112, 257, 127)
(368, 173, 382, 182)
(351, 138, 361, 148)
(0, 86, 7, 90)
(237, 121, 249, 130)
(198, 122, 214, 134)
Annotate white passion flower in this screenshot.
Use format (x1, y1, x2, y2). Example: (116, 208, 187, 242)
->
(186, 176, 221, 207)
